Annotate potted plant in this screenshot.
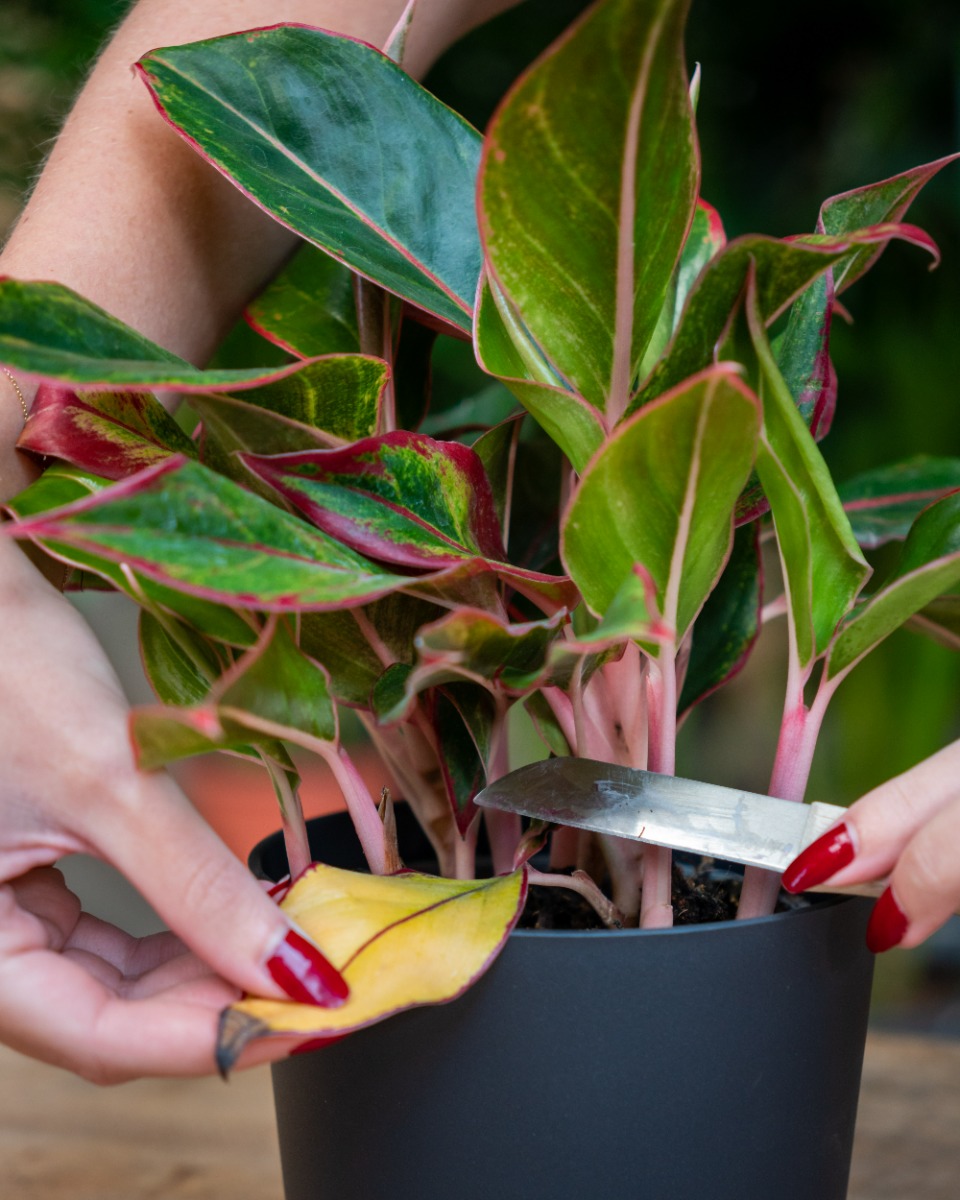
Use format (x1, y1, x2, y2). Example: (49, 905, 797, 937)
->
(1, 0, 958, 1194)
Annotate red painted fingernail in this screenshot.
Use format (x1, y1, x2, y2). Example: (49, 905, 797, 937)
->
(290, 1034, 347, 1056)
(782, 822, 856, 893)
(866, 887, 909, 954)
(266, 929, 349, 1007)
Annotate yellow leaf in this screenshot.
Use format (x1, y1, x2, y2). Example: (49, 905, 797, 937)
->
(220, 864, 527, 1062)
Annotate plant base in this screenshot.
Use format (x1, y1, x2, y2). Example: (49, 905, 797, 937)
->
(252, 811, 875, 1200)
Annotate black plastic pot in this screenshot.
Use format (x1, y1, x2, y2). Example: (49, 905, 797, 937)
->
(251, 809, 875, 1200)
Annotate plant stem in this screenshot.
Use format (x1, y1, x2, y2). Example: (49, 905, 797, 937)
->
(260, 752, 311, 881)
(737, 673, 838, 919)
(484, 708, 521, 874)
(315, 743, 389, 875)
(454, 813, 480, 880)
(641, 654, 676, 928)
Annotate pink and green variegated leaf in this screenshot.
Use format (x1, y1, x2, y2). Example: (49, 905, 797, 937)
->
(562, 366, 760, 642)
(522, 691, 573, 758)
(431, 683, 496, 833)
(4, 463, 108, 518)
(138, 26, 481, 333)
(134, 617, 335, 770)
(3, 456, 407, 610)
(245, 244, 360, 358)
(630, 225, 927, 415)
(748, 280, 869, 670)
(838, 457, 960, 549)
(827, 492, 960, 680)
(479, 0, 699, 414)
(189, 356, 388, 462)
(639, 199, 727, 376)
(818, 153, 960, 292)
(773, 271, 836, 440)
(139, 609, 228, 708)
(218, 863, 527, 1068)
(0, 279, 326, 391)
(678, 522, 761, 714)
(299, 610, 394, 709)
(242, 432, 506, 568)
(377, 607, 568, 724)
(131, 705, 266, 769)
(473, 274, 604, 473)
(17, 385, 197, 479)
(548, 565, 672, 683)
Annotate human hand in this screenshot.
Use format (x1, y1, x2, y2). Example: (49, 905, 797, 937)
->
(782, 740, 960, 953)
(0, 537, 346, 1082)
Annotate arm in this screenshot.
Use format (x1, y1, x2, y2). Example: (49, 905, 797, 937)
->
(0, 0, 521, 1081)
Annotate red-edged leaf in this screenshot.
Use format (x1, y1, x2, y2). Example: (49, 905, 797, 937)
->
(818, 153, 960, 291)
(838, 457, 960, 549)
(3, 456, 408, 610)
(17, 385, 196, 479)
(241, 432, 506, 567)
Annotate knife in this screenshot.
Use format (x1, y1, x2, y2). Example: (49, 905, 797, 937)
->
(475, 758, 884, 900)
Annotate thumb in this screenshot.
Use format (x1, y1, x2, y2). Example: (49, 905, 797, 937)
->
(92, 769, 348, 1008)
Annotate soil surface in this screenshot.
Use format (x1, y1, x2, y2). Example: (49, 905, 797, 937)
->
(518, 860, 749, 931)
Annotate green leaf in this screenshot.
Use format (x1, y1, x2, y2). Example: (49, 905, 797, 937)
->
(132, 617, 336, 769)
(430, 684, 495, 832)
(138, 26, 482, 332)
(818, 153, 959, 292)
(827, 492, 960, 679)
(639, 199, 727, 378)
(474, 274, 604, 472)
(479, 0, 698, 413)
(245, 244, 360, 358)
(139, 609, 226, 707)
(380, 607, 568, 723)
(678, 522, 761, 713)
(4, 463, 109, 518)
(190, 356, 388, 464)
(748, 280, 870, 668)
(243, 432, 506, 568)
(522, 691, 572, 758)
(0, 279, 322, 390)
(6, 456, 407, 610)
(18, 386, 197, 479)
(562, 366, 759, 641)
(773, 273, 835, 438)
(838, 456, 960, 549)
(630, 235, 851, 413)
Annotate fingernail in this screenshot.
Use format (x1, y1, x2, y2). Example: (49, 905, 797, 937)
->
(266, 929, 349, 1007)
(866, 887, 909, 954)
(782, 822, 856, 893)
(290, 1034, 347, 1056)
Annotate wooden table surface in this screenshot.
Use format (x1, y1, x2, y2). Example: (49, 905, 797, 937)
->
(1, 1031, 958, 1199)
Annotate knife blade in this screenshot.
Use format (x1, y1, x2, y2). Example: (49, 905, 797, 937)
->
(475, 758, 883, 899)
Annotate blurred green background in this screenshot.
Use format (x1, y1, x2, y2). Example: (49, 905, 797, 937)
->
(2, 0, 959, 1018)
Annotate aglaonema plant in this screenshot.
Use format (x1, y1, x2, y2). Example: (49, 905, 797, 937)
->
(1, 0, 959, 1061)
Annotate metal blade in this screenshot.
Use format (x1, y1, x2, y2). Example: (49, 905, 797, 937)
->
(476, 758, 842, 874)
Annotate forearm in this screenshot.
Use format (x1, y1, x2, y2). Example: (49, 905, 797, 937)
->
(0, 0, 521, 500)
(1, 0, 517, 365)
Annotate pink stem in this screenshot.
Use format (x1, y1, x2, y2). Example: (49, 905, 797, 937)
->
(261, 753, 312, 881)
(314, 743, 388, 875)
(641, 654, 676, 929)
(737, 674, 838, 919)
(484, 708, 521, 874)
